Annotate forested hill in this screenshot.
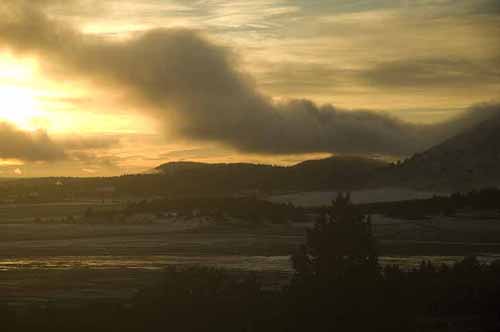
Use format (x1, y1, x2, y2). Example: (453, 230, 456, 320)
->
(379, 113, 500, 191)
(6, 111, 500, 201)
(0, 156, 387, 201)
(154, 156, 387, 192)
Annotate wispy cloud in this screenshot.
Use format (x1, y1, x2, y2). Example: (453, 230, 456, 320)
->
(1, 0, 500, 177)
(35, 0, 500, 115)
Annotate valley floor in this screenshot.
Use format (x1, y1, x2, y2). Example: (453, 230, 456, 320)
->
(1, 201, 500, 306)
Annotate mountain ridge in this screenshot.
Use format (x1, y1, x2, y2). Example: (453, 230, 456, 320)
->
(381, 112, 500, 191)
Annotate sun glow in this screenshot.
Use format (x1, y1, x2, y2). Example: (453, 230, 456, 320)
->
(0, 53, 43, 130)
(0, 85, 43, 130)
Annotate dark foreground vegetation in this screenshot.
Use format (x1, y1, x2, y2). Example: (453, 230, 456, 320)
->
(2, 194, 499, 331)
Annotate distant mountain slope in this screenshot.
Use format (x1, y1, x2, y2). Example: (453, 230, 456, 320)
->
(7, 114, 500, 200)
(155, 161, 276, 176)
(155, 156, 388, 193)
(382, 114, 500, 191)
(7, 112, 500, 198)
(0, 157, 387, 201)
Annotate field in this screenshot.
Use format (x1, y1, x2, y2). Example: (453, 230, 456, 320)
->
(1, 200, 500, 306)
(0, 201, 120, 223)
(270, 188, 440, 206)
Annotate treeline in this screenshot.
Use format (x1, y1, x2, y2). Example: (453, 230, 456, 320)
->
(0, 157, 386, 202)
(358, 187, 500, 219)
(82, 197, 307, 225)
(2, 195, 500, 331)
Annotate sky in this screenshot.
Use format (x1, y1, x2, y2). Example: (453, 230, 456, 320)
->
(0, 0, 499, 177)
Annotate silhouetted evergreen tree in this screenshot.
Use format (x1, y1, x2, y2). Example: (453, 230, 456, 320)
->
(287, 194, 390, 331)
(291, 193, 379, 285)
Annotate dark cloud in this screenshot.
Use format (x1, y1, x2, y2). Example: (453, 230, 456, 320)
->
(1, 0, 500, 157)
(467, 0, 500, 15)
(0, 120, 120, 163)
(444, 103, 500, 132)
(0, 122, 65, 161)
(363, 57, 500, 89)
(0, 122, 121, 162)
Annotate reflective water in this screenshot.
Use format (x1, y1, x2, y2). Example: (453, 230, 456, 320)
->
(1, 254, 499, 272)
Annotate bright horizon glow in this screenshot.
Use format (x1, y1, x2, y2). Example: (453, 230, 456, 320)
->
(0, 53, 153, 135)
(0, 1, 499, 177)
(0, 54, 44, 131)
(0, 85, 43, 131)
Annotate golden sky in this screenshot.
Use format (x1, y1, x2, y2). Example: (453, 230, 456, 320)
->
(0, 0, 499, 177)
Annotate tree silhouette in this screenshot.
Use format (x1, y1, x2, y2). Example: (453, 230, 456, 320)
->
(292, 193, 379, 285)
(287, 194, 387, 331)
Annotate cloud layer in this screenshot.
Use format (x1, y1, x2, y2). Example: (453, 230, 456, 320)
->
(0, 122, 65, 161)
(1, 0, 499, 159)
(0, 120, 122, 162)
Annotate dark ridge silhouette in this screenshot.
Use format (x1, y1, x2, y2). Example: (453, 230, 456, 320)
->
(381, 112, 500, 191)
(155, 156, 387, 174)
(0, 156, 386, 202)
(4, 113, 500, 201)
(154, 156, 387, 192)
